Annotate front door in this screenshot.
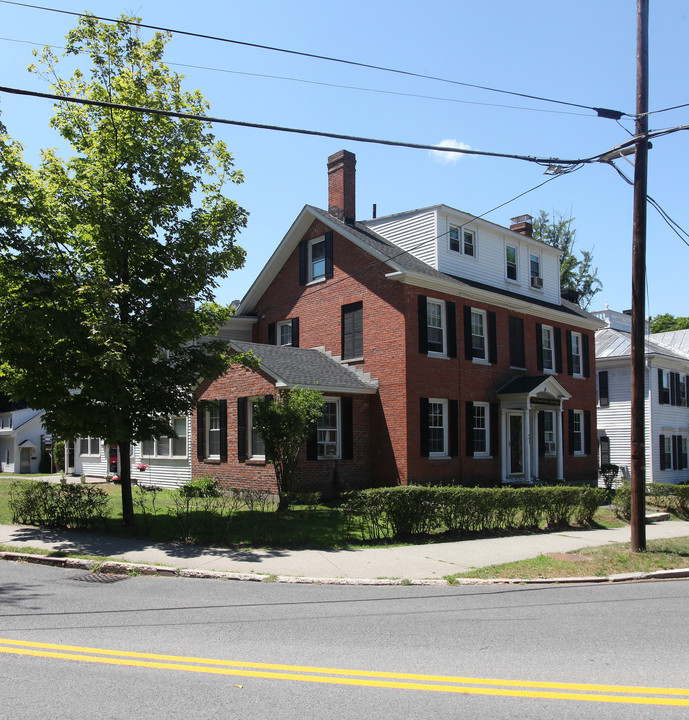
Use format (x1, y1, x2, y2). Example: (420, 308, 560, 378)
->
(19, 447, 31, 474)
(507, 412, 524, 477)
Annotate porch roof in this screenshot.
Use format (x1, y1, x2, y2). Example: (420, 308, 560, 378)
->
(497, 375, 571, 402)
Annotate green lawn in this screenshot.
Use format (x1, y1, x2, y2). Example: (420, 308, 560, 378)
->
(445, 536, 689, 583)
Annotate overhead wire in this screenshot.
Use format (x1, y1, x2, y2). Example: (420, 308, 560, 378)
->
(0, 0, 630, 119)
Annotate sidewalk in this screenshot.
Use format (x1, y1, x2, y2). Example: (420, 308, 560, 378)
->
(2, 520, 689, 585)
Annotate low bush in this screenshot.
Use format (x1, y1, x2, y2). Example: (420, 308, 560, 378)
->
(341, 485, 606, 541)
(9, 480, 110, 529)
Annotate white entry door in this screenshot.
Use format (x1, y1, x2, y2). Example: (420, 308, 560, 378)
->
(19, 447, 31, 474)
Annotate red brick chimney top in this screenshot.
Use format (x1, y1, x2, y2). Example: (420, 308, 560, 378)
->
(328, 150, 356, 225)
(509, 214, 533, 238)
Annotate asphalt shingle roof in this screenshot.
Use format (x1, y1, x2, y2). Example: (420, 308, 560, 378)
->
(230, 341, 378, 393)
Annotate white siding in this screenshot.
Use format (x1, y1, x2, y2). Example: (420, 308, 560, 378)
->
(365, 210, 437, 267)
(597, 365, 633, 477)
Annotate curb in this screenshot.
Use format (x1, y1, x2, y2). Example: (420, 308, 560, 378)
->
(3, 550, 689, 586)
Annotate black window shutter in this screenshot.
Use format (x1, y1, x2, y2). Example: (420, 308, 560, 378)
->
(449, 399, 458, 457)
(291, 317, 300, 348)
(660, 435, 666, 470)
(488, 311, 497, 364)
(420, 397, 429, 457)
(447, 302, 457, 358)
(566, 330, 573, 375)
(490, 402, 499, 457)
(418, 296, 428, 354)
(465, 401, 475, 457)
(219, 399, 228, 462)
(672, 435, 679, 470)
(342, 397, 354, 460)
(324, 230, 334, 279)
(267, 322, 276, 345)
(671, 372, 680, 406)
(599, 371, 609, 406)
(600, 436, 611, 465)
(683, 440, 688, 470)
(196, 402, 206, 461)
(298, 240, 307, 285)
(508, 316, 525, 368)
(538, 411, 545, 456)
(583, 334, 591, 377)
(463, 305, 473, 360)
(306, 430, 318, 461)
(536, 323, 544, 371)
(237, 397, 247, 462)
(554, 327, 563, 374)
(658, 369, 666, 404)
(568, 409, 575, 455)
(584, 410, 592, 455)
(342, 302, 363, 360)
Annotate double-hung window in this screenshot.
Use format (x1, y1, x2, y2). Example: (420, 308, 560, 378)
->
(530, 253, 542, 288)
(142, 417, 187, 458)
(277, 321, 293, 347)
(449, 225, 475, 257)
(428, 399, 448, 457)
(505, 245, 517, 281)
(206, 405, 220, 459)
(572, 410, 584, 455)
(570, 332, 582, 377)
(309, 238, 326, 282)
(79, 437, 100, 456)
(317, 399, 340, 459)
(471, 309, 487, 361)
(248, 399, 266, 460)
(541, 325, 554, 372)
(473, 403, 489, 457)
(426, 299, 445, 355)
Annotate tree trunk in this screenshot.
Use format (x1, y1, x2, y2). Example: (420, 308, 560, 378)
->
(119, 440, 135, 526)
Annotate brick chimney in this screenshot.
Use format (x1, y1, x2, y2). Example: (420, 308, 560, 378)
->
(328, 150, 356, 225)
(510, 214, 533, 238)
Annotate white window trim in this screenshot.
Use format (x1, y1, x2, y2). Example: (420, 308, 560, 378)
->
(572, 409, 585, 456)
(571, 331, 583, 378)
(308, 236, 327, 284)
(449, 225, 477, 258)
(247, 398, 266, 462)
(205, 405, 220, 460)
(542, 325, 555, 374)
(428, 398, 449, 458)
(470, 308, 489, 364)
(505, 244, 518, 282)
(426, 298, 447, 357)
(317, 397, 341, 460)
(473, 402, 490, 458)
(79, 437, 100, 457)
(277, 320, 293, 347)
(141, 417, 187, 459)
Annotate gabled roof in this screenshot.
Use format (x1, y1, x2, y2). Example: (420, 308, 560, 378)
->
(497, 375, 571, 401)
(230, 341, 378, 394)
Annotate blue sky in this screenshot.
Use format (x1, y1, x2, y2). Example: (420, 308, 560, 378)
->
(1, 0, 688, 317)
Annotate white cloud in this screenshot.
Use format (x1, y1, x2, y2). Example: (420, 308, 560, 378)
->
(428, 139, 472, 164)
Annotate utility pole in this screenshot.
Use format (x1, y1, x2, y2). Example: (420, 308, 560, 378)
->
(630, 0, 649, 552)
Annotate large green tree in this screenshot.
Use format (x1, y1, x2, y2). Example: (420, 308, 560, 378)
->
(0, 15, 247, 524)
(532, 210, 602, 310)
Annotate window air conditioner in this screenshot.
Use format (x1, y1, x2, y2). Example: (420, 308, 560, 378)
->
(531, 276, 543, 289)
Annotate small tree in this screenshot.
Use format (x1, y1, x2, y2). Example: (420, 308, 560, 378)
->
(252, 389, 325, 512)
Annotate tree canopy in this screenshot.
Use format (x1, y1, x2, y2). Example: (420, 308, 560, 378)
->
(649, 314, 689, 334)
(532, 210, 602, 310)
(0, 14, 247, 523)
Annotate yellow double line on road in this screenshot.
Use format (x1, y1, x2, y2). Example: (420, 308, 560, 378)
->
(2, 637, 689, 707)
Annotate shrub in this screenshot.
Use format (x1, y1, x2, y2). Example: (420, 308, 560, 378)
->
(52, 440, 65, 472)
(179, 476, 221, 499)
(9, 479, 110, 529)
(612, 482, 632, 520)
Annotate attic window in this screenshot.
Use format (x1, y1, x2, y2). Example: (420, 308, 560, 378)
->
(449, 226, 476, 257)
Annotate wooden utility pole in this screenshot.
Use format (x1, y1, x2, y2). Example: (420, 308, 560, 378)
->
(630, 0, 649, 552)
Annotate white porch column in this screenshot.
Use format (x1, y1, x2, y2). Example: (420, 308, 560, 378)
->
(532, 409, 539, 481)
(524, 405, 531, 482)
(557, 407, 565, 480)
(500, 410, 507, 482)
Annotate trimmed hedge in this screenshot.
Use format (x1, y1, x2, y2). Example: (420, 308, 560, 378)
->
(341, 485, 606, 541)
(9, 480, 110, 529)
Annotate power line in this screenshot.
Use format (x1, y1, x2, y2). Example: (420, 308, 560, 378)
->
(0, 84, 597, 167)
(0, 36, 595, 119)
(0, 0, 629, 119)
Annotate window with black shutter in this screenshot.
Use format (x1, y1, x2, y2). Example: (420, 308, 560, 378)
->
(342, 302, 363, 360)
(598, 371, 609, 407)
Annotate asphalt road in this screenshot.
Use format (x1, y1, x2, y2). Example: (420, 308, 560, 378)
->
(2, 561, 688, 719)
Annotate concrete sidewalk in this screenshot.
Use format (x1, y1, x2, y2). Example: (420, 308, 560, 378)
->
(2, 520, 689, 584)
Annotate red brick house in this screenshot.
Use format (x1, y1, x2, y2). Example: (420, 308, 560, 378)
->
(193, 150, 602, 494)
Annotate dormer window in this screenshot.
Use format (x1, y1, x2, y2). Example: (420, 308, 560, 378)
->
(449, 226, 476, 257)
(506, 245, 517, 281)
(530, 253, 542, 288)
